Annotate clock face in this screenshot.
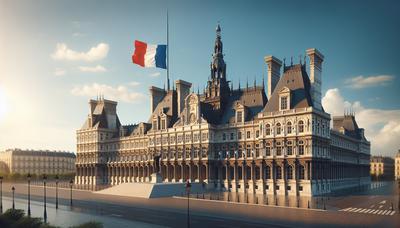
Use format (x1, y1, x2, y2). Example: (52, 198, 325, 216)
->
(189, 113, 196, 124)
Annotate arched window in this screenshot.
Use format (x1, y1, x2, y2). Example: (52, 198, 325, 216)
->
(265, 142, 271, 156)
(265, 166, 271, 179)
(298, 140, 305, 155)
(276, 123, 281, 135)
(298, 120, 304, 133)
(287, 165, 293, 179)
(287, 141, 293, 155)
(299, 165, 305, 179)
(265, 124, 271, 135)
(287, 121, 292, 134)
(276, 141, 282, 156)
(276, 166, 282, 179)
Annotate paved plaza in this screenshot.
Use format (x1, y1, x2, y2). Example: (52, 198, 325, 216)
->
(0, 181, 399, 227)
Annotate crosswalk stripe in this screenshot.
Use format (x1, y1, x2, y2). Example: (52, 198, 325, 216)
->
(369, 209, 376, 214)
(389, 211, 396, 216)
(354, 208, 363, 212)
(348, 208, 357, 212)
(359, 209, 367, 213)
(342, 208, 351, 211)
(377, 210, 384, 215)
(385, 210, 392, 215)
(364, 209, 371, 213)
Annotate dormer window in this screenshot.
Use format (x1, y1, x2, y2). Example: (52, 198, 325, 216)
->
(279, 87, 291, 111)
(161, 119, 166, 130)
(280, 96, 288, 110)
(236, 111, 243, 123)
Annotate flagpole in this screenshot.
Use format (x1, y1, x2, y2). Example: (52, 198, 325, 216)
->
(166, 10, 170, 91)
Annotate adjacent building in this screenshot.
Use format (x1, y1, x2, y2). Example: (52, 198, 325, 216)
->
(395, 150, 400, 180)
(75, 25, 371, 196)
(0, 149, 76, 175)
(370, 156, 394, 180)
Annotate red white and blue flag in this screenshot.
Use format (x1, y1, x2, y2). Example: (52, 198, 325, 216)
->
(132, 40, 167, 69)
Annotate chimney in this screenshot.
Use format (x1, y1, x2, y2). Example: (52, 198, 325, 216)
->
(306, 48, 324, 110)
(149, 86, 166, 113)
(175, 79, 192, 115)
(264, 56, 282, 99)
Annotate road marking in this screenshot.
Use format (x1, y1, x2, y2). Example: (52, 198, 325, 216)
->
(379, 205, 383, 209)
(364, 209, 371, 213)
(379, 200, 386, 204)
(341, 208, 351, 211)
(377, 210, 385, 215)
(370, 204, 375, 208)
(373, 210, 379, 214)
(385, 210, 392, 215)
(354, 208, 363, 212)
(389, 211, 396, 216)
(359, 209, 368, 213)
(348, 208, 357, 212)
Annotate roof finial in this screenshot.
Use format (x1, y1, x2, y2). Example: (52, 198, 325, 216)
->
(262, 73, 265, 91)
(238, 80, 241, 91)
(254, 76, 256, 89)
(246, 76, 249, 90)
(304, 55, 307, 66)
(291, 56, 293, 66)
(197, 85, 199, 95)
(299, 54, 302, 65)
(230, 81, 233, 92)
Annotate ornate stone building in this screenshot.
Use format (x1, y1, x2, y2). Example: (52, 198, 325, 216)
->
(395, 150, 400, 180)
(75, 25, 371, 196)
(0, 149, 76, 175)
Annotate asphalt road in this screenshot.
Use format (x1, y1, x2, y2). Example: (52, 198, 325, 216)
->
(1, 181, 399, 228)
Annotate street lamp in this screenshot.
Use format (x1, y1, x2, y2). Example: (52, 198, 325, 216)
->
(43, 174, 47, 223)
(0, 176, 3, 213)
(69, 179, 73, 206)
(27, 173, 31, 216)
(55, 175, 59, 209)
(185, 180, 191, 228)
(11, 186, 15, 210)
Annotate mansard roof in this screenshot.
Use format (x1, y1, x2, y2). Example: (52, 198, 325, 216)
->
(332, 115, 366, 140)
(219, 86, 267, 124)
(148, 90, 177, 122)
(262, 64, 313, 113)
(81, 102, 121, 130)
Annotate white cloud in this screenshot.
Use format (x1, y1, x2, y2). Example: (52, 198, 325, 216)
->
(322, 88, 400, 157)
(129, 81, 140, 86)
(71, 83, 146, 103)
(149, 72, 161, 77)
(51, 43, 109, 62)
(54, 68, 66, 76)
(345, 75, 394, 89)
(78, 65, 107, 73)
(72, 32, 86, 37)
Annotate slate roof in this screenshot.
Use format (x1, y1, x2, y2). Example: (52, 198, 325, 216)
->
(219, 86, 267, 124)
(262, 64, 313, 112)
(332, 115, 365, 140)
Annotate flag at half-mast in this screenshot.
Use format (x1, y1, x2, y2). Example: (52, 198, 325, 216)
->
(132, 40, 167, 69)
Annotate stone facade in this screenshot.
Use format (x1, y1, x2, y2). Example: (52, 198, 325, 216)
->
(0, 149, 76, 175)
(75, 25, 371, 196)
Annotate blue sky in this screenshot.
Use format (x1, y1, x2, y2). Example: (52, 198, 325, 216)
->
(0, 0, 399, 156)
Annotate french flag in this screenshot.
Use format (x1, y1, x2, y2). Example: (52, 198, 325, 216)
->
(132, 40, 167, 69)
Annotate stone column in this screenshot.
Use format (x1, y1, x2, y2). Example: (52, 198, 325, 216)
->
(242, 162, 246, 193)
(260, 163, 265, 194)
(197, 164, 201, 182)
(188, 162, 193, 182)
(226, 163, 230, 190)
(234, 162, 238, 192)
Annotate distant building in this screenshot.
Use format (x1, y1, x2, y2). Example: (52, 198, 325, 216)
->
(395, 150, 400, 180)
(0, 149, 76, 175)
(370, 156, 394, 180)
